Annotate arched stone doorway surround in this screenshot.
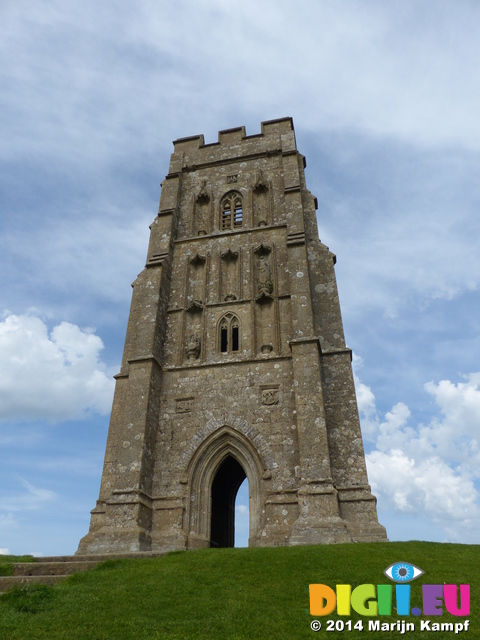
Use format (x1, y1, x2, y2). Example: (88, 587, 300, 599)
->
(185, 425, 267, 549)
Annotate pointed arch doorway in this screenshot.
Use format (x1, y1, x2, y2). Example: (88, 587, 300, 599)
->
(210, 455, 246, 548)
(186, 425, 266, 550)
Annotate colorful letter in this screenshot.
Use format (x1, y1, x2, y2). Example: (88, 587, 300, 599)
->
(351, 584, 378, 616)
(377, 584, 393, 616)
(336, 584, 352, 615)
(395, 584, 411, 616)
(309, 584, 336, 616)
(444, 585, 470, 616)
(422, 584, 444, 616)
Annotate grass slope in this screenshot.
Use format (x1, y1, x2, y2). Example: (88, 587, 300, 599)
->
(0, 541, 477, 639)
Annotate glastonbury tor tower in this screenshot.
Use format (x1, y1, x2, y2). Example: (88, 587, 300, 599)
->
(77, 117, 387, 554)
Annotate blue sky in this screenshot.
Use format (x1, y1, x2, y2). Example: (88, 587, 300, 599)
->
(1, 0, 480, 555)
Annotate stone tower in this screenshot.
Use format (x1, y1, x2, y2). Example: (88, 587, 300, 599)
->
(77, 117, 387, 554)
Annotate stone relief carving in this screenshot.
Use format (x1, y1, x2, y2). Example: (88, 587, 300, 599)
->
(185, 299, 204, 313)
(185, 334, 201, 361)
(253, 170, 268, 193)
(257, 254, 273, 296)
(196, 180, 210, 204)
(254, 243, 271, 256)
(254, 244, 273, 302)
(176, 397, 194, 413)
(261, 387, 279, 406)
(189, 252, 206, 266)
(221, 248, 238, 261)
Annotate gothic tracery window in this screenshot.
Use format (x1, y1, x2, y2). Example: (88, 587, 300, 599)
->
(219, 313, 240, 353)
(221, 192, 243, 230)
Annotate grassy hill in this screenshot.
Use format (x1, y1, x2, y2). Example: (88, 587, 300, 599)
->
(0, 541, 477, 639)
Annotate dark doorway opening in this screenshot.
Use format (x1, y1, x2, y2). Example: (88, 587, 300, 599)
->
(210, 455, 247, 548)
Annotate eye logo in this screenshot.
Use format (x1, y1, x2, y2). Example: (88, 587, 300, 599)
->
(384, 561, 424, 583)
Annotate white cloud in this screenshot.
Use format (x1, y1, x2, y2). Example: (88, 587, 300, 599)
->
(425, 374, 480, 444)
(0, 548, 10, 555)
(369, 376, 480, 471)
(2, 1, 480, 169)
(0, 313, 115, 421)
(358, 368, 480, 542)
(367, 450, 479, 529)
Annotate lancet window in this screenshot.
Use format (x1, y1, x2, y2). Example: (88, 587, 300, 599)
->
(221, 192, 243, 230)
(219, 313, 240, 353)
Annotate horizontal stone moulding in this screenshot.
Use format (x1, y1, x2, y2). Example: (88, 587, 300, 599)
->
(106, 490, 153, 509)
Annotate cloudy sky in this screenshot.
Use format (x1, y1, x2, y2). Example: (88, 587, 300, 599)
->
(1, 1, 479, 555)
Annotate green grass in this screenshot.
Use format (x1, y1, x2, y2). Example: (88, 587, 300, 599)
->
(0, 542, 477, 639)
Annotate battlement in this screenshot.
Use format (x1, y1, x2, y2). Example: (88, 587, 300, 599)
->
(169, 117, 296, 173)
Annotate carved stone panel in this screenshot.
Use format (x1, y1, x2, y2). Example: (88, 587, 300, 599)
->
(185, 335, 201, 362)
(260, 386, 280, 406)
(176, 397, 194, 413)
(254, 244, 273, 299)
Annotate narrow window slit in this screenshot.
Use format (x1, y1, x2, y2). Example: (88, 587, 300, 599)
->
(221, 324, 228, 352)
(232, 326, 239, 351)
